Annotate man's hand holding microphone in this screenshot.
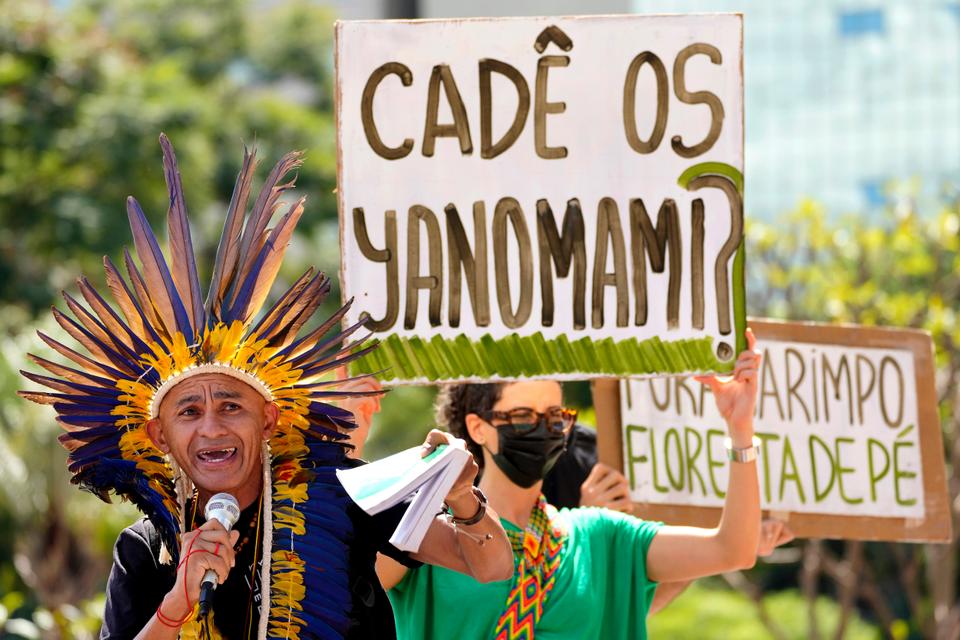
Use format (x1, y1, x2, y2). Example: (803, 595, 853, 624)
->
(156, 493, 240, 627)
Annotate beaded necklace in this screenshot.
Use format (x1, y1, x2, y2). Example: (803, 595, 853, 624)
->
(494, 495, 567, 640)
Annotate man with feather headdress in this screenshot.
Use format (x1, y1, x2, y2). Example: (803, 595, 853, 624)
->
(19, 135, 513, 640)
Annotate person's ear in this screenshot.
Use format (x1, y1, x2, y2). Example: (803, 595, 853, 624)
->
(465, 413, 487, 446)
(263, 402, 279, 440)
(146, 418, 169, 453)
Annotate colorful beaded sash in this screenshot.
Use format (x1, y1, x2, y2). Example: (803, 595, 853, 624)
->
(494, 495, 567, 640)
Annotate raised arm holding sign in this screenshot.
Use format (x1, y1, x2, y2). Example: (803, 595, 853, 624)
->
(377, 330, 761, 639)
(646, 329, 762, 582)
(597, 319, 952, 543)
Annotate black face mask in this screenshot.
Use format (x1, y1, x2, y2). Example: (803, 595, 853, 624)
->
(488, 423, 568, 488)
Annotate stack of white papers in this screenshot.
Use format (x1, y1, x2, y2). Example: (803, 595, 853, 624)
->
(336, 444, 472, 553)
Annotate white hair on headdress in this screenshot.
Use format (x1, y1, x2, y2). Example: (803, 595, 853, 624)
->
(257, 439, 272, 640)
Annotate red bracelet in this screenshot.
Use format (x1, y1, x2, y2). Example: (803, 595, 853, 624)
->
(157, 535, 206, 627)
(162, 533, 227, 626)
(156, 601, 193, 627)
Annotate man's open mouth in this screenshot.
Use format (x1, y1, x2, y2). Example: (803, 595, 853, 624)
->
(196, 447, 238, 464)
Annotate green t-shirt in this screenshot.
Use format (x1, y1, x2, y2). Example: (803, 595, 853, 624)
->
(389, 507, 662, 640)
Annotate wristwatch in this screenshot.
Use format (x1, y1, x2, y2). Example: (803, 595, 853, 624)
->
(724, 436, 761, 463)
(444, 486, 487, 526)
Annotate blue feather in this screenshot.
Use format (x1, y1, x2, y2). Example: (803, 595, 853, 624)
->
(308, 401, 354, 420)
(298, 345, 379, 380)
(57, 413, 123, 426)
(52, 308, 142, 375)
(68, 445, 123, 473)
(27, 354, 119, 388)
(286, 321, 366, 370)
(77, 276, 155, 356)
(75, 458, 180, 562)
(249, 269, 317, 338)
(223, 232, 275, 324)
(21, 370, 122, 398)
(126, 197, 195, 343)
(43, 392, 119, 407)
(61, 291, 144, 364)
(104, 255, 166, 348)
(160, 133, 205, 332)
(37, 331, 133, 382)
(57, 425, 122, 442)
(273, 301, 352, 361)
(269, 439, 353, 639)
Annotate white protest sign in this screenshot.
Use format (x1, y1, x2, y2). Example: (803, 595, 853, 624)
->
(608, 320, 951, 542)
(336, 14, 746, 384)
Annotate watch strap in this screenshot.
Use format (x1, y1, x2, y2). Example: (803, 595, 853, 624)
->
(445, 486, 487, 526)
(724, 436, 761, 463)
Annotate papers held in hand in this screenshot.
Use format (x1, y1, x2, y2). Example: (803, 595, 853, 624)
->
(336, 444, 472, 553)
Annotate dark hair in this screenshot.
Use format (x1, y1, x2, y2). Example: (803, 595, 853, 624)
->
(435, 382, 504, 468)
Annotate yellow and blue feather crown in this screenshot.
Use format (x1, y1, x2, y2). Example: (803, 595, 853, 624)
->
(20, 134, 374, 639)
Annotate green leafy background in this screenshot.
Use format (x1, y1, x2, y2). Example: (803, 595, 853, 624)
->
(2, 1, 958, 638)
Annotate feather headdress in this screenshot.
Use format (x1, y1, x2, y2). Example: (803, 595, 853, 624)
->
(20, 134, 378, 639)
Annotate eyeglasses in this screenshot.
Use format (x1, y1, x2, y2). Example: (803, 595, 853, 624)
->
(480, 407, 577, 435)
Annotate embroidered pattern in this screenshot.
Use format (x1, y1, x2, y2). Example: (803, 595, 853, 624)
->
(494, 495, 566, 640)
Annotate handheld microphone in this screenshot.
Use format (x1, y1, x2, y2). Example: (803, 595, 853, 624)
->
(197, 493, 240, 619)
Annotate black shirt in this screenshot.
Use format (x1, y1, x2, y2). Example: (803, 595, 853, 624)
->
(100, 494, 419, 639)
(542, 424, 598, 509)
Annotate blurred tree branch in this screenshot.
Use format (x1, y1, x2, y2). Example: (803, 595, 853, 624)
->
(748, 187, 960, 639)
(0, 0, 339, 318)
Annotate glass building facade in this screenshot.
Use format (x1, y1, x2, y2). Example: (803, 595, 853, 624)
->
(630, 0, 960, 219)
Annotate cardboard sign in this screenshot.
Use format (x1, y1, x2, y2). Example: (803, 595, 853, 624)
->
(336, 14, 746, 383)
(593, 319, 951, 542)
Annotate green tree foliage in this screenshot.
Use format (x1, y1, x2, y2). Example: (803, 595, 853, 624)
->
(0, 0, 339, 318)
(748, 190, 960, 638)
(364, 386, 439, 461)
(2, 0, 958, 636)
(648, 582, 879, 640)
(0, 0, 343, 632)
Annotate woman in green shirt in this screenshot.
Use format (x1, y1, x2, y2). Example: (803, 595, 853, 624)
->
(381, 330, 764, 640)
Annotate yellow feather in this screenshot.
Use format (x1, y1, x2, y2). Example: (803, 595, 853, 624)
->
(180, 605, 224, 640)
(272, 506, 306, 536)
(169, 332, 194, 371)
(270, 548, 307, 640)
